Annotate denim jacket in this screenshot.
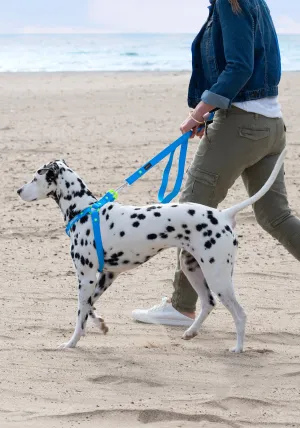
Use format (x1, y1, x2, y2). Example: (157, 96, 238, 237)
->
(188, 0, 281, 109)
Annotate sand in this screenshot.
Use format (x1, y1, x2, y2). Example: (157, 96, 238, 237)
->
(0, 71, 300, 428)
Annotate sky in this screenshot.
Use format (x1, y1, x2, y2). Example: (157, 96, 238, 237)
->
(0, 0, 299, 34)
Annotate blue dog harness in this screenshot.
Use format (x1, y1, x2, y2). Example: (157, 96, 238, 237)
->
(65, 113, 215, 272)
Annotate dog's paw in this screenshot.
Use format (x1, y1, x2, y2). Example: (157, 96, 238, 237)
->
(230, 346, 244, 353)
(182, 329, 198, 340)
(101, 322, 109, 335)
(58, 341, 77, 350)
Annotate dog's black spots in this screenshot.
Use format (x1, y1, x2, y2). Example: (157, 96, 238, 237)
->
(85, 258, 89, 265)
(216, 233, 221, 238)
(72, 225, 76, 232)
(204, 240, 212, 249)
(80, 215, 89, 224)
(99, 274, 106, 289)
(184, 236, 190, 241)
(123, 260, 130, 264)
(85, 240, 88, 246)
(211, 238, 216, 245)
(78, 283, 82, 290)
(86, 229, 90, 236)
(185, 229, 191, 235)
(78, 309, 80, 316)
(209, 295, 215, 306)
(225, 225, 232, 234)
(108, 205, 113, 211)
(160, 233, 168, 239)
(110, 222, 114, 230)
(134, 208, 141, 211)
(108, 272, 114, 279)
(146, 205, 157, 211)
(75, 252, 80, 259)
(207, 213, 218, 225)
(93, 240, 96, 249)
(94, 292, 99, 298)
(80, 255, 85, 266)
(227, 259, 229, 263)
(73, 189, 86, 198)
(102, 208, 106, 216)
(233, 239, 238, 246)
(106, 214, 109, 221)
(138, 214, 146, 220)
(203, 232, 208, 237)
(182, 224, 187, 229)
(147, 233, 157, 240)
(145, 255, 151, 262)
(222, 229, 226, 234)
(71, 244, 74, 251)
(77, 178, 85, 190)
(204, 280, 209, 289)
(206, 230, 212, 237)
(136, 253, 140, 256)
(65, 181, 70, 188)
(186, 256, 196, 266)
(196, 223, 208, 232)
(188, 209, 195, 216)
(207, 210, 213, 215)
(171, 205, 178, 208)
(209, 257, 215, 264)
(218, 293, 221, 297)
(64, 194, 72, 201)
(132, 221, 140, 228)
(85, 313, 89, 321)
(188, 267, 196, 272)
(120, 231, 125, 237)
(89, 262, 93, 268)
(89, 280, 94, 284)
(108, 260, 119, 266)
(201, 258, 204, 263)
(71, 251, 74, 259)
(88, 296, 93, 306)
(168, 218, 171, 222)
(176, 234, 183, 239)
(81, 239, 84, 246)
(154, 212, 161, 217)
(117, 252, 124, 257)
(131, 213, 137, 219)
(81, 322, 85, 330)
(111, 253, 119, 260)
(166, 226, 175, 233)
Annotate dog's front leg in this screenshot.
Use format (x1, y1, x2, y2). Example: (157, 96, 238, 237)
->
(59, 277, 96, 349)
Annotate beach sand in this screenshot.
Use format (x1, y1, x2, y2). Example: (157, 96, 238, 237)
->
(1, 71, 300, 428)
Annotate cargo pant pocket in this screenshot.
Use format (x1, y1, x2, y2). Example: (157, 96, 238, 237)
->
(180, 167, 219, 207)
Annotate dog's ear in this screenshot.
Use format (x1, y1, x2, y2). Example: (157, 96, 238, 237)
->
(37, 162, 59, 178)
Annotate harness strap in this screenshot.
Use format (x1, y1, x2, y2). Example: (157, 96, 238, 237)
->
(91, 209, 105, 272)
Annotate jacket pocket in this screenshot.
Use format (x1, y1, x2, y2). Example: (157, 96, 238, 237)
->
(239, 127, 270, 141)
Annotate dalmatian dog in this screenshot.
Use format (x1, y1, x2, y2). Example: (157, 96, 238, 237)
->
(17, 149, 286, 352)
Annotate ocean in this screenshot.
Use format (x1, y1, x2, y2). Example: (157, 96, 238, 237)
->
(0, 33, 299, 72)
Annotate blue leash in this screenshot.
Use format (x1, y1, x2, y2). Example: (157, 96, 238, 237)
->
(65, 112, 215, 272)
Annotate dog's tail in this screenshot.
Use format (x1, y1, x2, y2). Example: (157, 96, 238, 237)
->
(222, 148, 287, 220)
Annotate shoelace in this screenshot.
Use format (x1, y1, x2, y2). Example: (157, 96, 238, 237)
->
(148, 297, 169, 312)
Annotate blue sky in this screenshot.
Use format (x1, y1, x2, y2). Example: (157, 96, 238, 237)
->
(0, 0, 299, 34)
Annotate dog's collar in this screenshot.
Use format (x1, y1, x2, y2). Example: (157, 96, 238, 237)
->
(65, 189, 118, 272)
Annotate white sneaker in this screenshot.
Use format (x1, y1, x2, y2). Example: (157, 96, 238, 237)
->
(132, 297, 194, 326)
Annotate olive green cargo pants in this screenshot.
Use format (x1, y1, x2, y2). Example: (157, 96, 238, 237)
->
(172, 107, 300, 313)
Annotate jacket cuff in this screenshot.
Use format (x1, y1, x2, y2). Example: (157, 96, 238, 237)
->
(201, 90, 230, 109)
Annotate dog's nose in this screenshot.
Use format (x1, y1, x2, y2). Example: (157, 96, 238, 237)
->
(17, 188, 22, 195)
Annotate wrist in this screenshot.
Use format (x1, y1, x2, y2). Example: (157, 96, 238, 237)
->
(194, 101, 215, 120)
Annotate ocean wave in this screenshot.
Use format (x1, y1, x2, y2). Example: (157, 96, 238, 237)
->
(121, 52, 139, 57)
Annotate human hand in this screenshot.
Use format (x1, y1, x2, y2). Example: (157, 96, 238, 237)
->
(180, 111, 205, 138)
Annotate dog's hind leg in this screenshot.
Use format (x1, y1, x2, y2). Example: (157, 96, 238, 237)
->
(89, 272, 118, 334)
(185, 260, 246, 352)
(180, 250, 216, 339)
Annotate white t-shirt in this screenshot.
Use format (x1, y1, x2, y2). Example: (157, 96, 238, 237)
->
(233, 96, 282, 118)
